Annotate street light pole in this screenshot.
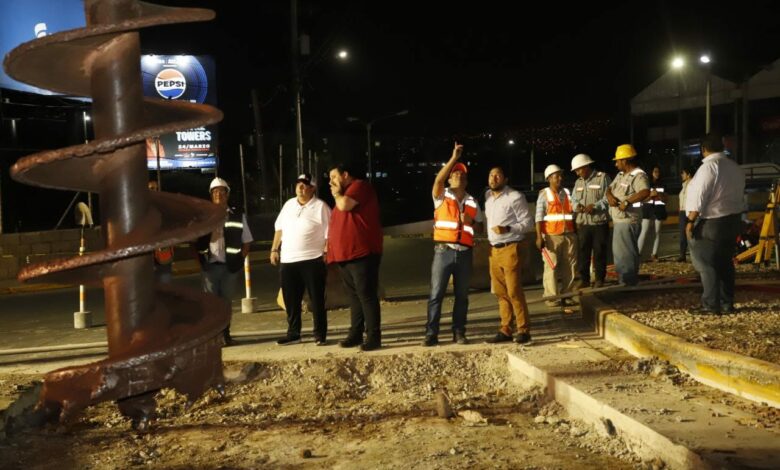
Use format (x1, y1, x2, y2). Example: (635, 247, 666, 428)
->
(366, 122, 373, 180)
(671, 56, 685, 175)
(700, 54, 712, 134)
(290, 0, 304, 174)
(348, 109, 408, 182)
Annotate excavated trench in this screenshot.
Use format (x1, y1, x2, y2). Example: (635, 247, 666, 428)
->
(1, 350, 640, 469)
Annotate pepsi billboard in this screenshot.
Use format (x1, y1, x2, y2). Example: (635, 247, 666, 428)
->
(0, 0, 86, 94)
(142, 55, 218, 170)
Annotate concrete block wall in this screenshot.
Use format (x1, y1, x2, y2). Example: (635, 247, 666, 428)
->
(0, 227, 104, 280)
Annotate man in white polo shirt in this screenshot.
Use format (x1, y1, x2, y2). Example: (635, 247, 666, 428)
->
(270, 173, 331, 345)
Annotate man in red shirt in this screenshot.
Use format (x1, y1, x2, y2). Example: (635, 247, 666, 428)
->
(327, 163, 383, 351)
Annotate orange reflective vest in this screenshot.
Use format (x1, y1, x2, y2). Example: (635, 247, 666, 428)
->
(433, 189, 478, 247)
(154, 247, 174, 265)
(542, 187, 575, 235)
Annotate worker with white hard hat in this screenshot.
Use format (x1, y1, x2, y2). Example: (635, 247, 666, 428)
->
(570, 153, 612, 288)
(605, 144, 650, 286)
(195, 176, 254, 345)
(535, 164, 578, 307)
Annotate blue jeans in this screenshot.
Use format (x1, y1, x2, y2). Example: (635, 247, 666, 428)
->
(426, 244, 473, 336)
(202, 262, 239, 340)
(612, 222, 641, 285)
(690, 214, 741, 311)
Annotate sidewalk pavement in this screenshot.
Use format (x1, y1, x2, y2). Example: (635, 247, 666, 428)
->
(0, 288, 559, 374)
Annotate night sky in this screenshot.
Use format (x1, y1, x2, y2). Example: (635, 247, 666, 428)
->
(144, 0, 780, 137)
(2, 0, 780, 231)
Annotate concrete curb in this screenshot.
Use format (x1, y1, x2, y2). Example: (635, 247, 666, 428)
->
(506, 352, 710, 470)
(581, 295, 780, 408)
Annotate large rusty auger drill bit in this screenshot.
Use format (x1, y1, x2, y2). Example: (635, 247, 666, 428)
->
(3, 0, 228, 430)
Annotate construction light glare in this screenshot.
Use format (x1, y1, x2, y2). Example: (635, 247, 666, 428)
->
(671, 57, 685, 69)
(699, 55, 711, 64)
(337, 50, 349, 60)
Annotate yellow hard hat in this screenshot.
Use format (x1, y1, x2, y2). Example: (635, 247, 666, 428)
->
(614, 144, 637, 160)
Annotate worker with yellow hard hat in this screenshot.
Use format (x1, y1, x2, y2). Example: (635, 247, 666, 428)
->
(605, 144, 651, 285)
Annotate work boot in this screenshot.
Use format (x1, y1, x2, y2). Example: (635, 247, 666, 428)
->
(339, 336, 362, 348)
(453, 331, 468, 345)
(276, 336, 301, 346)
(485, 332, 513, 344)
(422, 335, 439, 347)
(687, 305, 720, 316)
(545, 299, 562, 307)
(573, 279, 587, 290)
(360, 340, 381, 352)
(514, 333, 532, 345)
(592, 279, 605, 288)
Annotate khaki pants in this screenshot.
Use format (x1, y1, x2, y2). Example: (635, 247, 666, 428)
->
(542, 233, 578, 299)
(489, 242, 530, 335)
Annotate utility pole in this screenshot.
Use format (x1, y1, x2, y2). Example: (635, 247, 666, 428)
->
(250, 89, 268, 200)
(290, 0, 303, 175)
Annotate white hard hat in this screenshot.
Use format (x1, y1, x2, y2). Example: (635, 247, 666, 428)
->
(570, 153, 595, 171)
(544, 164, 563, 180)
(209, 177, 230, 193)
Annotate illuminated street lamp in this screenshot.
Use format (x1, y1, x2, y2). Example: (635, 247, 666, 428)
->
(347, 109, 409, 181)
(700, 54, 712, 133)
(336, 49, 349, 60)
(670, 56, 685, 173)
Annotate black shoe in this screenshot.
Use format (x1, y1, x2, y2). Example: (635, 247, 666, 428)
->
(486, 332, 513, 344)
(721, 305, 736, 314)
(314, 338, 328, 346)
(514, 333, 532, 345)
(360, 341, 381, 352)
(453, 332, 469, 345)
(422, 335, 438, 347)
(687, 305, 720, 315)
(592, 279, 605, 288)
(675, 256, 686, 262)
(339, 337, 362, 348)
(276, 336, 301, 346)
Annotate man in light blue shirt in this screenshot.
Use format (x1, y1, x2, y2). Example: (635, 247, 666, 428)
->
(685, 133, 746, 315)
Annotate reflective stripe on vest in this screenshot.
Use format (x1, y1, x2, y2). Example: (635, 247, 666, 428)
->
(433, 189, 477, 247)
(653, 187, 666, 205)
(542, 187, 575, 235)
(225, 221, 244, 229)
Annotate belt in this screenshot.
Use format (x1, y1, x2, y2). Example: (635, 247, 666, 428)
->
(492, 241, 519, 248)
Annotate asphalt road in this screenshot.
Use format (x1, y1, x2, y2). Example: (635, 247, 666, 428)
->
(0, 226, 685, 350)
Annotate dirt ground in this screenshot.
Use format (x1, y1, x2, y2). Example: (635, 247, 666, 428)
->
(607, 261, 780, 365)
(0, 350, 644, 469)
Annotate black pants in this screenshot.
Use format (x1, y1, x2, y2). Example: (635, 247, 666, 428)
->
(280, 257, 327, 340)
(690, 214, 741, 311)
(577, 224, 609, 283)
(338, 254, 382, 343)
(678, 211, 689, 258)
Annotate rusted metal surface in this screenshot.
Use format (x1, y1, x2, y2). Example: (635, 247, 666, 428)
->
(3, 0, 228, 430)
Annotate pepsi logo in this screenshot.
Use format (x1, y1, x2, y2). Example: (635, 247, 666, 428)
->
(154, 68, 187, 99)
